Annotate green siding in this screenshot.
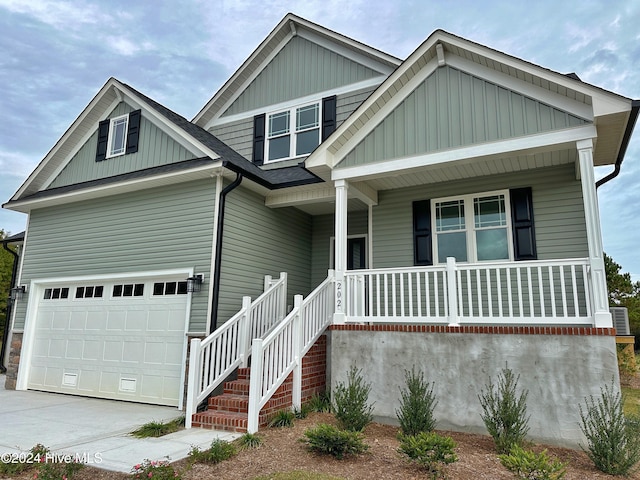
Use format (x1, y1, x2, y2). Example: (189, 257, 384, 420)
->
(222, 36, 381, 117)
(15, 179, 217, 332)
(311, 211, 368, 287)
(216, 185, 313, 326)
(48, 102, 196, 189)
(338, 66, 589, 168)
(372, 164, 587, 268)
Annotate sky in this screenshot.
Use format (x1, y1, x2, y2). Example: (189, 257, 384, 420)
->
(0, 0, 639, 280)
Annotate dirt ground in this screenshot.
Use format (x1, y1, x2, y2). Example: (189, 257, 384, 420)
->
(5, 410, 638, 480)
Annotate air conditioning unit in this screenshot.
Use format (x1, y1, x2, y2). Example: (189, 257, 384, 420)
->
(610, 307, 630, 336)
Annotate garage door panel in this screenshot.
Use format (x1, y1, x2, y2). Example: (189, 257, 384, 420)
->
(27, 277, 188, 407)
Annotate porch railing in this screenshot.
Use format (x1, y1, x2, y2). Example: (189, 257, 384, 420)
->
(185, 272, 287, 428)
(344, 258, 592, 325)
(247, 271, 335, 433)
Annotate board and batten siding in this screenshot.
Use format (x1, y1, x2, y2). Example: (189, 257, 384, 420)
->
(14, 179, 217, 332)
(372, 164, 587, 269)
(222, 35, 382, 117)
(338, 66, 589, 169)
(48, 102, 195, 189)
(216, 185, 313, 327)
(311, 211, 368, 287)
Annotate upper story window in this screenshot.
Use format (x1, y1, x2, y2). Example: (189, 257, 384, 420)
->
(266, 102, 320, 162)
(107, 114, 129, 158)
(433, 190, 512, 263)
(95, 109, 141, 162)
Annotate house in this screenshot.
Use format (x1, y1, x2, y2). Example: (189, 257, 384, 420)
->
(2, 14, 638, 447)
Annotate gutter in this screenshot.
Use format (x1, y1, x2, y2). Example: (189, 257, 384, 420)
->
(596, 100, 640, 189)
(209, 172, 243, 334)
(1, 240, 20, 374)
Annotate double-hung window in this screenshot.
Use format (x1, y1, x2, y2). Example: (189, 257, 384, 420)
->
(266, 102, 320, 162)
(433, 190, 512, 263)
(107, 114, 129, 158)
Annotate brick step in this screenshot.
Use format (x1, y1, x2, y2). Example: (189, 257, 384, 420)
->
(237, 367, 251, 380)
(207, 393, 249, 413)
(191, 409, 274, 432)
(223, 378, 250, 395)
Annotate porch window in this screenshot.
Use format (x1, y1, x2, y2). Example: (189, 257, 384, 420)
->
(266, 102, 320, 162)
(433, 191, 511, 263)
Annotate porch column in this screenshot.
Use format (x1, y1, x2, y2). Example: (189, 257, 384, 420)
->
(334, 179, 348, 323)
(577, 139, 612, 328)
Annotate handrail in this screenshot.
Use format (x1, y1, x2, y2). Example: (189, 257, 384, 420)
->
(185, 272, 287, 428)
(247, 271, 334, 433)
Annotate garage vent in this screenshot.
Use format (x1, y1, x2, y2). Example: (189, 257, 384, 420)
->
(120, 378, 137, 392)
(611, 307, 630, 336)
(62, 373, 78, 387)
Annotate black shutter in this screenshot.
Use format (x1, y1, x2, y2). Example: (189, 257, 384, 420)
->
(95, 119, 110, 162)
(510, 187, 537, 261)
(125, 109, 141, 154)
(322, 95, 337, 141)
(413, 200, 433, 266)
(252, 114, 265, 166)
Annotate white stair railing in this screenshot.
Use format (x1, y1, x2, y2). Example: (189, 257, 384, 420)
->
(185, 272, 287, 428)
(247, 271, 335, 433)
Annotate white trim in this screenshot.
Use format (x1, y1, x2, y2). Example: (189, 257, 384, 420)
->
(105, 113, 129, 159)
(16, 268, 194, 397)
(208, 77, 385, 129)
(368, 205, 373, 268)
(205, 173, 223, 334)
(264, 100, 321, 164)
(332, 125, 599, 182)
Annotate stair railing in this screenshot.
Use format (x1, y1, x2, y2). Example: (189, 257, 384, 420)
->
(185, 272, 287, 428)
(247, 271, 335, 433)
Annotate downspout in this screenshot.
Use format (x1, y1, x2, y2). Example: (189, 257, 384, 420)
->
(1, 241, 19, 373)
(596, 100, 640, 189)
(209, 171, 243, 334)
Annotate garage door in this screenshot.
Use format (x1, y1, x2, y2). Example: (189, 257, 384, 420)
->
(27, 277, 188, 406)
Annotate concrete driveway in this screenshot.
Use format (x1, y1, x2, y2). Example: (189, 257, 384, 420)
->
(0, 375, 236, 472)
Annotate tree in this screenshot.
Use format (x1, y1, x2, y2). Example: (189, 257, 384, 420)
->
(605, 253, 640, 350)
(0, 230, 18, 339)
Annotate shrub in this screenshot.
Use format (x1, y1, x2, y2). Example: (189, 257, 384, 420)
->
(188, 438, 237, 464)
(237, 432, 263, 450)
(332, 366, 374, 432)
(396, 367, 438, 436)
(478, 366, 530, 453)
(131, 458, 179, 480)
(294, 403, 311, 419)
(579, 382, 640, 476)
(1, 444, 84, 480)
(398, 431, 457, 478)
(307, 391, 332, 413)
(130, 416, 184, 438)
(301, 423, 368, 459)
(499, 444, 567, 480)
(269, 409, 296, 428)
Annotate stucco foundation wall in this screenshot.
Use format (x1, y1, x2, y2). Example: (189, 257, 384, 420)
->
(329, 329, 619, 448)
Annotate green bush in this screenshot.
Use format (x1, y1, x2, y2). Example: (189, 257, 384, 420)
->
(0, 444, 84, 480)
(130, 416, 184, 438)
(294, 403, 311, 419)
(269, 409, 296, 428)
(188, 438, 237, 464)
(131, 458, 179, 480)
(236, 432, 263, 450)
(306, 391, 332, 413)
(398, 431, 457, 478)
(579, 382, 640, 476)
(301, 423, 368, 459)
(478, 366, 530, 453)
(499, 444, 567, 480)
(396, 367, 438, 436)
(332, 366, 374, 432)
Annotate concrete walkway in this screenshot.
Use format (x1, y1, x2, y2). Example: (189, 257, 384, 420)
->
(0, 375, 237, 472)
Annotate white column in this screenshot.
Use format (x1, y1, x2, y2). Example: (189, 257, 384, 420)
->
(577, 139, 612, 328)
(334, 179, 348, 323)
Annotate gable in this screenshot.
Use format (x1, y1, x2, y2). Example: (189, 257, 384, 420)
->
(337, 66, 589, 169)
(46, 102, 198, 189)
(221, 35, 383, 118)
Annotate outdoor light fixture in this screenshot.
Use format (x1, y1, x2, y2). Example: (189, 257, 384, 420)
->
(10, 285, 27, 301)
(186, 274, 204, 293)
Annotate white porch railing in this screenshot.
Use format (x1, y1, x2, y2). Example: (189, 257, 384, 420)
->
(247, 271, 335, 433)
(185, 272, 287, 428)
(344, 258, 592, 325)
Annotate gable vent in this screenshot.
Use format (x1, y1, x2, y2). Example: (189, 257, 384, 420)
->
(610, 307, 630, 336)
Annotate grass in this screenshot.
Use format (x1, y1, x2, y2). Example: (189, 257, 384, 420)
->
(623, 386, 640, 416)
(252, 472, 346, 480)
(130, 416, 185, 438)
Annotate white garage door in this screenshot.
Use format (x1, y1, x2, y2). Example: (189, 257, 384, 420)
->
(27, 277, 189, 407)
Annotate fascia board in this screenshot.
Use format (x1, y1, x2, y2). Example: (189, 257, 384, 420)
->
(331, 125, 598, 182)
(4, 162, 222, 214)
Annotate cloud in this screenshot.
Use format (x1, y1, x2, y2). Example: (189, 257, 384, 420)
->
(0, 0, 110, 30)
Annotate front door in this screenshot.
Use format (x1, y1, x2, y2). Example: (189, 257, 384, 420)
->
(347, 237, 366, 270)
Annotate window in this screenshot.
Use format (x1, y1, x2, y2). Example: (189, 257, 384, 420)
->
(153, 281, 188, 295)
(96, 109, 141, 162)
(43, 287, 70, 300)
(75, 285, 104, 299)
(107, 114, 129, 158)
(433, 190, 512, 263)
(266, 102, 320, 162)
(112, 283, 144, 297)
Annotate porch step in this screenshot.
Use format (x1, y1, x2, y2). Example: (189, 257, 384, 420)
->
(207, 393, 249, 413)
(223, 378, 250, 395)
